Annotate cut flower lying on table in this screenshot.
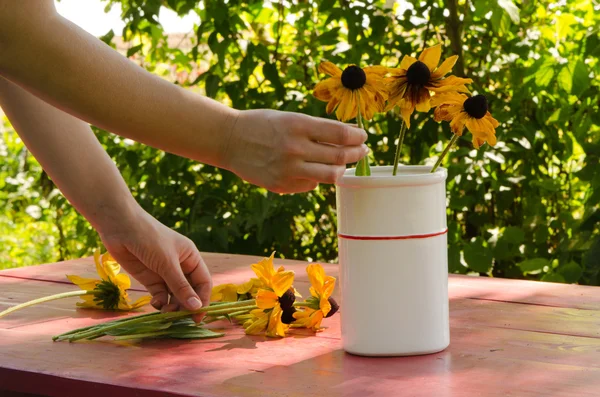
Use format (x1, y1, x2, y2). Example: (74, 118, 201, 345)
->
(51, 252, 339, 342)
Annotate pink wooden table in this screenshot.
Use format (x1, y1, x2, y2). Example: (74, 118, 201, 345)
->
(1, 253, 599, 397)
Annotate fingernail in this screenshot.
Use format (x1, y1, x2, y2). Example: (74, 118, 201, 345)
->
(151, 297, 162, 309)
(362, 144, 369, 154)
(361, 130, 368, 140)
(187, 297, 202, 310)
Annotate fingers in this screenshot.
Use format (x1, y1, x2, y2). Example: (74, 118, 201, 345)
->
(306, 118, 367, 146)
(158, 256, 204, 312)
(297, 163, 346, 184)
(304, 141, 369, 166)
(273, 179, 319, 194)
(180, 248, 212, 323)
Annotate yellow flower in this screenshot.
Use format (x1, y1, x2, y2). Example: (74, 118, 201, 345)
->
(246, 253, 296, 337)
(313, 61, 388, 122)
(293, 264, 339, 331)
(211, 278, 263, 302)
(386, 44, 473, 128)
(431, 92, 499, 148)
(66, 249, 151, 311)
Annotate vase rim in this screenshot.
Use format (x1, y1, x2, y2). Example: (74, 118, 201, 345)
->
(336, 165, 447, 188)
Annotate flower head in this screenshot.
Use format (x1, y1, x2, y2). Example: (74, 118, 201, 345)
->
(293, 264, 339, 331)
(431, 92, 499, 148)
(386, 44, 473, 128)
(313, 61, 388, 122)
(211, 278, 263, 303)
(66, 249, 151, 311)
(246, 253, 296, 337)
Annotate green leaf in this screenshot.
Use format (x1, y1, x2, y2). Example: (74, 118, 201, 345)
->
(262, 63, 285, 98)
(502, 226, 525, 244)
(558, 60, 589, 96)
(99, 29, 115, 46)
(167, 327, 225, 339)
(448, 245, 466, 274)
(319, 0, 336, 12)
(126, 44, 143, 57)
(534, 58, 555, 88)
(541, 273, 566, 283)
(463, 238, 493, 273)
(497, 0, 520, 24)
(205, 74, 220, 98)
(557, 261, 583, 283)
(317, 28, 341, 46)
(517, 258, 549, 274)
(355, 158, 371, 176)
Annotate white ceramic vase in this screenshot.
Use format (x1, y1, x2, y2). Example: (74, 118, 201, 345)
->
(335, 165, 449, 356)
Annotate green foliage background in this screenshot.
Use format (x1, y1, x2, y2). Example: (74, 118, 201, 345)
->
(1, 0, 599, 285)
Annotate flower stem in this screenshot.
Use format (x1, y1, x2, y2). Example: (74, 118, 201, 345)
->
(57, 300, 257, 342)
(431, 134, 460, 173)
(392, 120, 407, 176)
(0, 290, 91, 319)
(355, 93, 371, 176)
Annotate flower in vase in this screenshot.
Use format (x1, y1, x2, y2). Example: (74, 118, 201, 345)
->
(431, 92, 499, 148)
(313, 61, 388, 122)
(386, 44, 472, 128)
(247, 253, 296, 337)
(211, 278, 263, 302)
(66, 249, 151, 310)
(293, 264, 339, 331)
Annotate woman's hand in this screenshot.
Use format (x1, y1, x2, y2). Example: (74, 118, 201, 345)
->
(223, 109, 369, 193)
(97, 207, 212, 323)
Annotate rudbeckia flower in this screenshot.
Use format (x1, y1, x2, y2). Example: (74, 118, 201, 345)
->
(246, 253, 296, 338)
(386, 44, 472, 128)
(211, 278, 263, 302)
(431, 92, 499, 148)
(293, 264, 339, 331)
(66, 249, 151, 311)
(313, 61, 388, 122)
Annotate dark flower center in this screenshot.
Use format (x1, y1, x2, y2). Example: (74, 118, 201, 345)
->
(93, 280, 121, 310)
(406, 61, 431, 86)
(325, 297, 339, 318)
(281, 307, 297, 324)
(463, 95, 488, 119)
(278, 288, 296, 310)
(341, 65, 367, 90)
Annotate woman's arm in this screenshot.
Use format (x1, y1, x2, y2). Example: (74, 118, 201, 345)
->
(0, 76, 211, 320)
(0, 1, 368, 193)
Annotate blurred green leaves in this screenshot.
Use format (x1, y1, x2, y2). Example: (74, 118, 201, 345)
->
(1, 0, 598, 286)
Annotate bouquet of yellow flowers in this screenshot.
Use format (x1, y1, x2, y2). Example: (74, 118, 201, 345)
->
(51, 253, 338, 342)
(313, 44, 499, 176)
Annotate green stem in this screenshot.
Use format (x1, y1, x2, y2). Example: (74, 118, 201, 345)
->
(113, 331, 172, 341)
(63, 300, 257, 342)
(53, 311, 162, 341)
(431, 134, 460, 173)
(0, 290, 90, 319)
(355, 93, 371, 176)
(392, 120, 407, 176)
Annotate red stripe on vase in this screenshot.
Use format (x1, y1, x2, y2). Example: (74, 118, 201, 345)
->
(338, 228, 448, 241)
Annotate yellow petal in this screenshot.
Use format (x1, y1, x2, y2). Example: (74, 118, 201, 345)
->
(66, 275, 100, 291)
(270, 270, 295, 297)
(399, 55, 417, 71)
(428, 76, 473, 93)
(431, 55, 458, 79)
(251, 253, 276, 287)
(335, 89, 353, 122)
(256, 289, 279, 309)
(245, 314, 269, 335)
(236, 279, 256, 295)
(101, 252, 121, 279)
(430, 92, 467, 107)
(321, 276, 336, 300)
(320, 296, 332, 317)
(399, 100, 415, 128)
(364, 65, 388, 77)
(415, 90, 431, 112)
(266, 305, 288, 338)
(113, 273, 131, 290)
(450, 112, 468, 136)
(318, 61, 342, 77)
(93, 249, 108, 280)
(485, 112, 500, 128)
(418, 44, 442, 72)
(77, 294, 101, 309)
(130, 295, 152, 309)
(212, 283, 239, 302)
(306, 264, 325, 296)
(433, 103, 463, 122)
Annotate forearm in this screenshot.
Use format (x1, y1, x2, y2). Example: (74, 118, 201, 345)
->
(0, 77, 140, 232)
(0, 1, 237, 168)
